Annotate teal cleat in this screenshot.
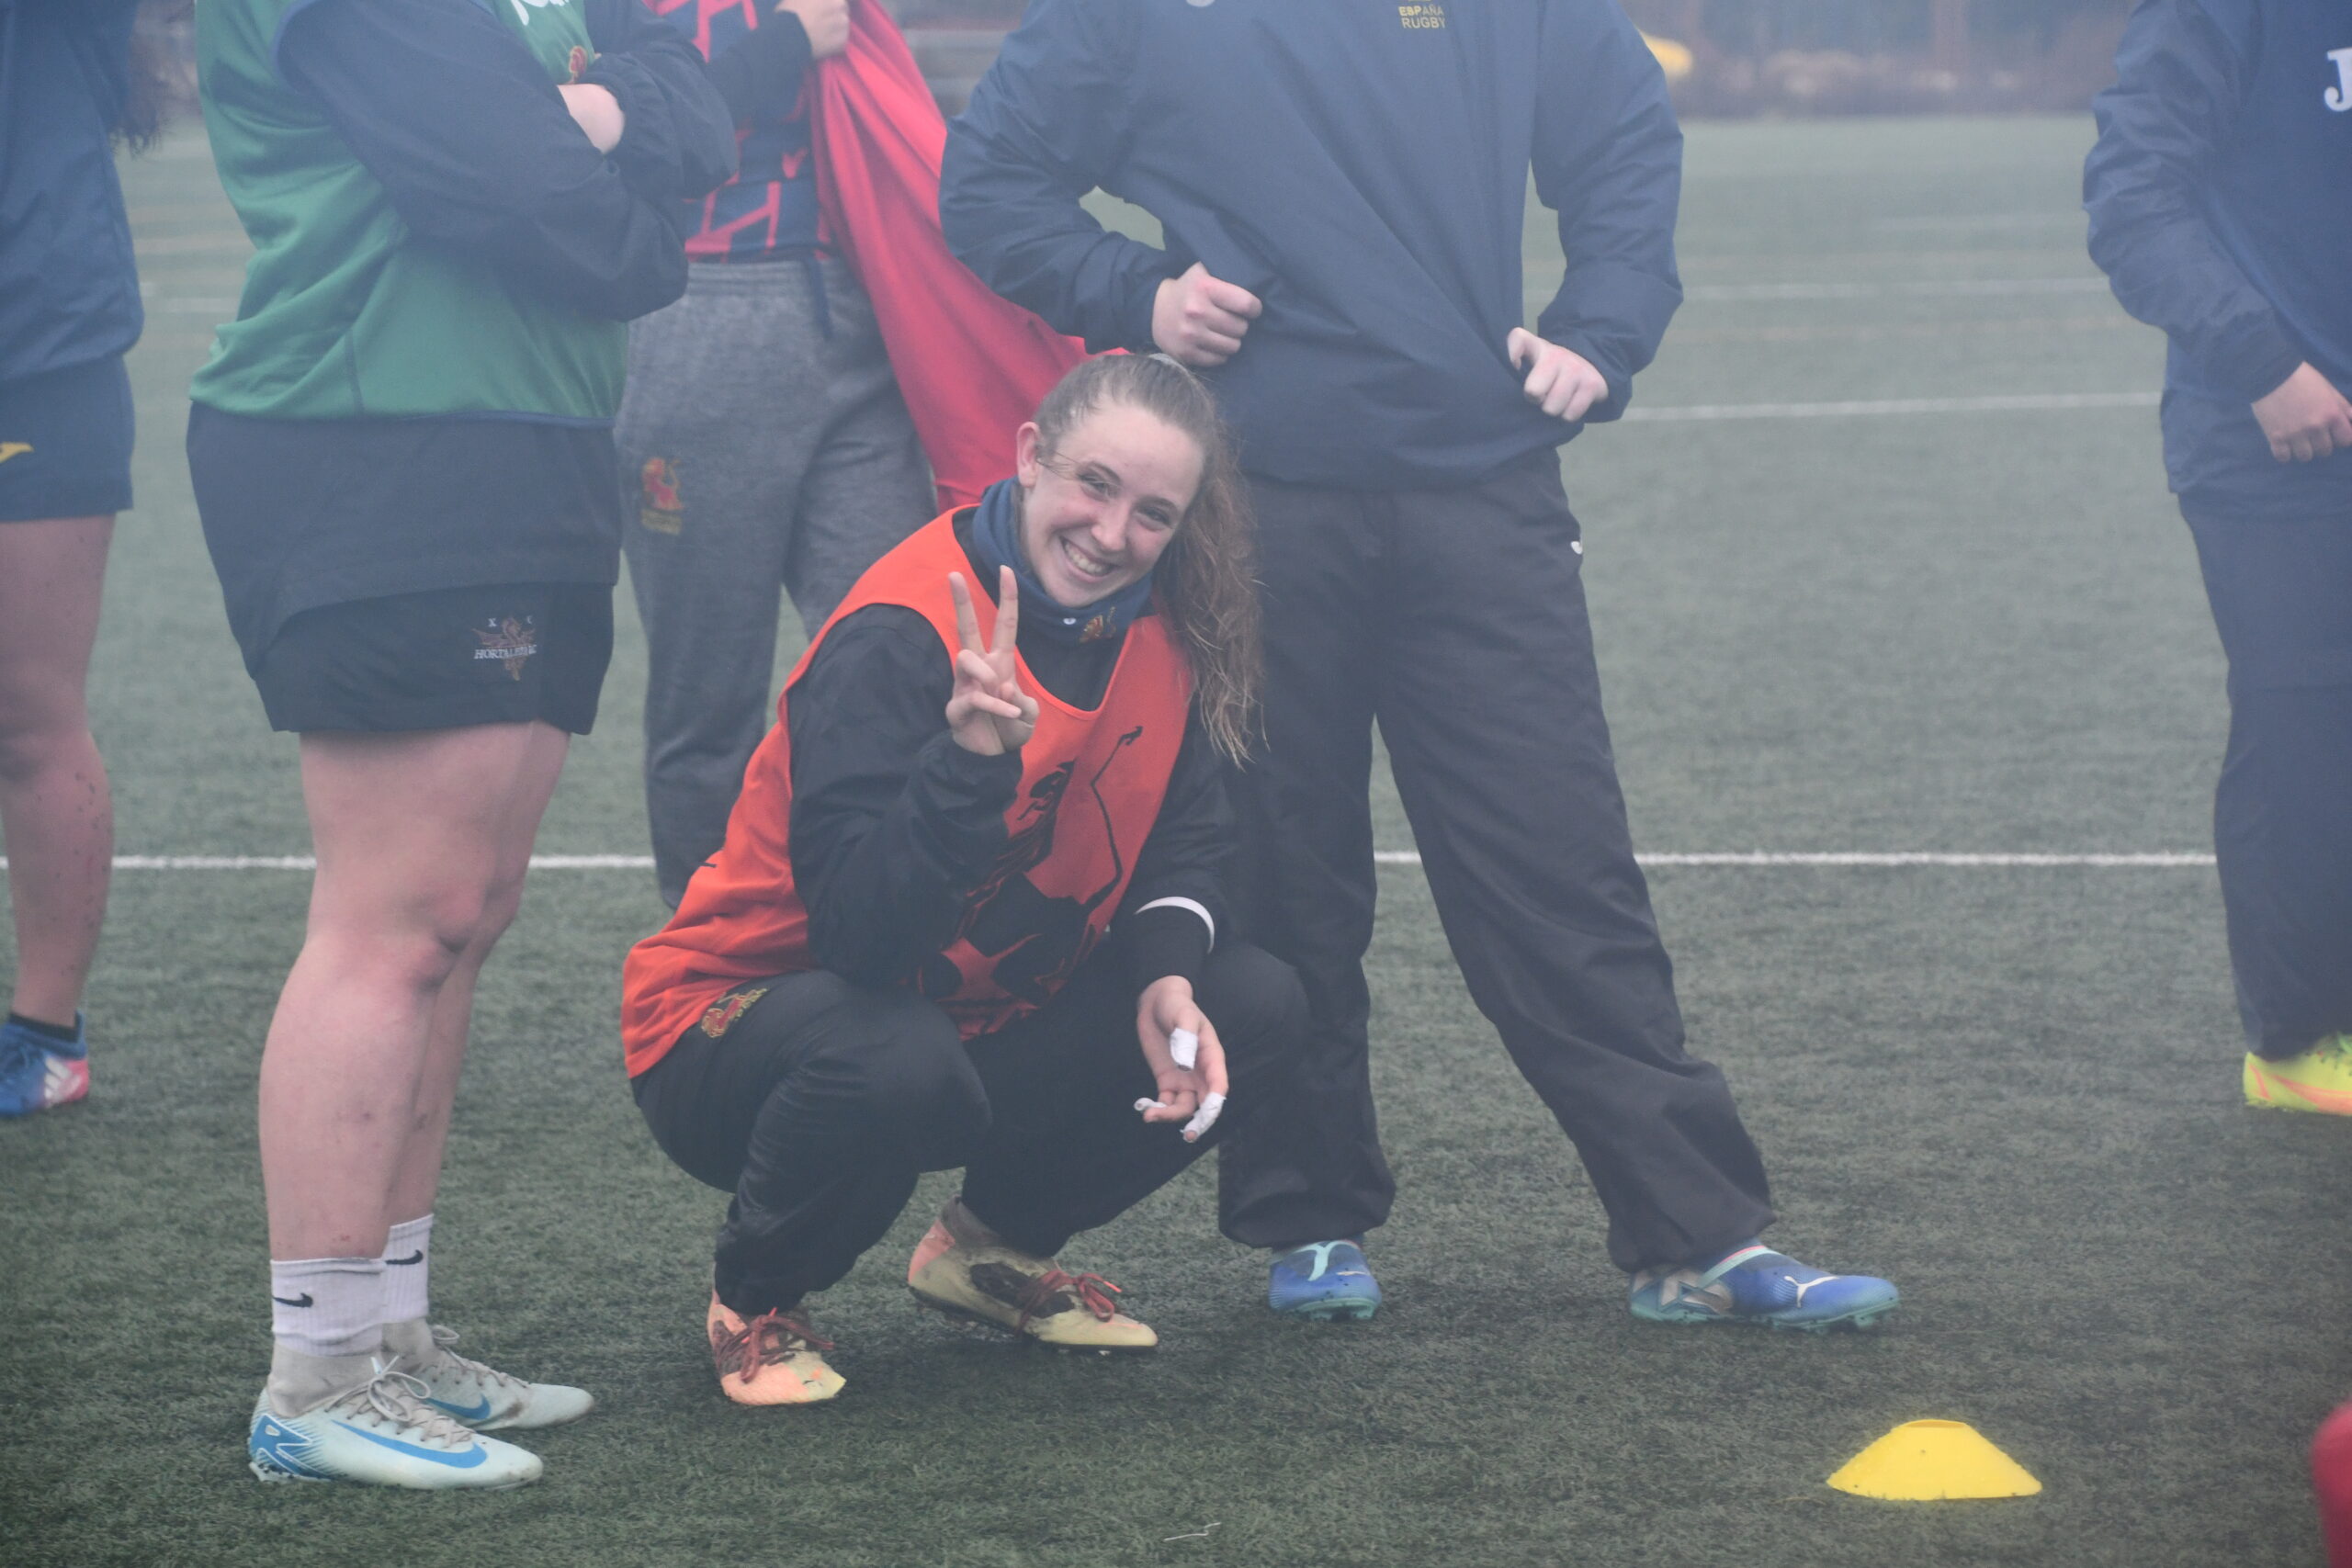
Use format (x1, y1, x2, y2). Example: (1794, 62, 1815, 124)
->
(1630, 1242, 1896, 1332)
(1268, 1239, 1380, 1322)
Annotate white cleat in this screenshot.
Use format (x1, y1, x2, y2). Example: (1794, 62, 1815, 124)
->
(247, 1363, 544, 1490)
(381, 1319, 594, 1432)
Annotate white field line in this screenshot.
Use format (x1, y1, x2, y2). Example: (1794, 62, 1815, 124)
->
(1685, 277, 2110, 301)
(0, 852, 2216, 872)
(1623, 391, 2157, 423)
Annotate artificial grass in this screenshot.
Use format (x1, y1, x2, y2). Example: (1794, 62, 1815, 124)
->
(5, 115, 2346, 1566)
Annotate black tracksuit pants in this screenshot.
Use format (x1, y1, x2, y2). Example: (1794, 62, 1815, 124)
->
(1216, 450, 1777, 1273)
(633, 942, 1305, 1314)
(2183, 497, 2352, 1058)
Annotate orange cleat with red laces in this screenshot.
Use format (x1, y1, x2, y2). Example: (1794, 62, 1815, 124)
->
(905, 1201, 1157, 1354)
(706, 1293, 845, 1405)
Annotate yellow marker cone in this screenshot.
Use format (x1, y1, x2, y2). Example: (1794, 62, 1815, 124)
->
(1827, 1421, 2041, 1501)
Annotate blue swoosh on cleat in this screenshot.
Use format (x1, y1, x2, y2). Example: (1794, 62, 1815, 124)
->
(427, 1394, 493, 1422)
(335, 1422, 490, 1468)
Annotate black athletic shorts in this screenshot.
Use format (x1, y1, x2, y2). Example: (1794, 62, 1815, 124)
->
(253, 581, 614, 736)
(0, 356, 134, 522)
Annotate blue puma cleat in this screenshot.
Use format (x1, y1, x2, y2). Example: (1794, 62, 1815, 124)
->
(1629, 1241, 1897, 1332)
(1268, 1239, 1380, 1322)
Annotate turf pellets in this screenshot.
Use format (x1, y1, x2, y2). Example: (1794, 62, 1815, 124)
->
(1169, 1028, 1199, 1070)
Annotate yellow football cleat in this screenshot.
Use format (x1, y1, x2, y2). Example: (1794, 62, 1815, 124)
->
(706, 1294, 844, 1406)
(2245, 1036, 2352, 1114)
(906, 1202, 1157, 1354)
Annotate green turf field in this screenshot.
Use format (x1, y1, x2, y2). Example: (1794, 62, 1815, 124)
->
(6, 115, 2345, 1567)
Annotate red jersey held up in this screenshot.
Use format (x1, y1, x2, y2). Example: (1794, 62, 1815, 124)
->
(622, 513, 1193, 1078)
(808, 1, 1091, 512)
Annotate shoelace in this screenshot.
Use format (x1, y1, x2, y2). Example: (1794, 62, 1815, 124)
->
(349, 1367, 473, 1447)
(711, 1309, 832, 1384)
(1015, 1269, 1121, 1332)
(423, 1325, 525, 1397)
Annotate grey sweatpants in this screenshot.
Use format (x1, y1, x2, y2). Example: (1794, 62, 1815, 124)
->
(617, 257, 933, 905)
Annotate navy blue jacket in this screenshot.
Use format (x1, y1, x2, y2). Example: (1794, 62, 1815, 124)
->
(2086, 0, 2352, 518)
(942, 0, 1682, 491)
(0, 0, 143, 383)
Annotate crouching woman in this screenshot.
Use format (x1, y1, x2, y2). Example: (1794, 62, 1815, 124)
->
(621, 355, 1302, 1404)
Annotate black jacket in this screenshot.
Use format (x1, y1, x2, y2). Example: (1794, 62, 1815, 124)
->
(942, 0, 1682, 491)
(787, 521, 1227, 997)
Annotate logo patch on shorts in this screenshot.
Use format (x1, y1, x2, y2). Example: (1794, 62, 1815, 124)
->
(640, 457, 684, 535)
(0, 442, 32, 464)
(1398, 2, 1445, 27)
(699, 987, 769, 1038)
(473, 615, 540, 681)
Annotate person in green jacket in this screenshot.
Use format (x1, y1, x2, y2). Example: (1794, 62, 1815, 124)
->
(188, 0, 730, 1491)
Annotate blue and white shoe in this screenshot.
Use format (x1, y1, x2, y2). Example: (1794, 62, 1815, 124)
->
(0, 1012, 88, 1119)
(1629, 1241, 1896, 1332)
(248, 1362, 544, 1489)
(1268, 1239, 1380, 1322)
(382, 1319, 594, 1431)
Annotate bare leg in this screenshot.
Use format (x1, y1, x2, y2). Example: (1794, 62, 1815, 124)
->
(386, 720, 570, 1227)
(0, 515, 115, 1027)
(260, 722, 570, 1260)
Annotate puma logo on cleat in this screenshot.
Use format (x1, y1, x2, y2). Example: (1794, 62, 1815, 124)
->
(386, 1250, 424, 1266)
(1788, 1275, 1840, 1304)
(272, 1293, 315, 1308)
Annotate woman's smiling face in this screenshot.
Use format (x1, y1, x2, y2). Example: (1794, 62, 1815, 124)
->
(1013, 402, 1204, 609)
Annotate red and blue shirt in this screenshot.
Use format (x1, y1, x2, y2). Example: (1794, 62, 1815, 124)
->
(641, 0, 821, 258)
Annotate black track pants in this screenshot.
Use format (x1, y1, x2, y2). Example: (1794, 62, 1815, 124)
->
(1216, 450, 1777, 1273)
(2184, 499, 2352, 1058)
(633, 943, 1305, 1314)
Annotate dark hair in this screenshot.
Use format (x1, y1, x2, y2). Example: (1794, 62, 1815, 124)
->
(1030, 355, 1262, 763)
(115, 1, 194, 154)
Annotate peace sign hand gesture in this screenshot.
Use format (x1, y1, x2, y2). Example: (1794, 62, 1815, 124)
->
(944, 568, 1038, 756)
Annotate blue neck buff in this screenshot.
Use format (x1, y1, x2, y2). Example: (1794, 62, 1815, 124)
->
(968, 476, 1159, 646)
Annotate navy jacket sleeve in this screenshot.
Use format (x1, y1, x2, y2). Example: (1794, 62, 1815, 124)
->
(2084, 0, 2304, 403)
(277, 0, 704, 321)
(1529, 0, 1684, 423)
(939, 0, 1170, 354)
(581, 0, 739, 205)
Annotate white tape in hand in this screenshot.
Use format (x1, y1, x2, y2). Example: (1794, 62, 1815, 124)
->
(1182, 1092, 1226, 1142)
(1169, 1028, 1199, 1071)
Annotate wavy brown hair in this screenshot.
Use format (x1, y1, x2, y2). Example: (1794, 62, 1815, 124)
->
(116, 1, 195, 153)
(1030, 355, 1262, 763)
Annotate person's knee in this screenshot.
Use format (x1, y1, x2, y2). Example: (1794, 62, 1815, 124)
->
(0, 704, 91, 785)
(814, 994, 989, 1168)
(310, 872, 520, 995)
(1197, 944, 1309, 1072)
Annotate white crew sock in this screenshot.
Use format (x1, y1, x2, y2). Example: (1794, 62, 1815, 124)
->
(381, 1213, 434, 1325)
(269, 1256, 385, 1359)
